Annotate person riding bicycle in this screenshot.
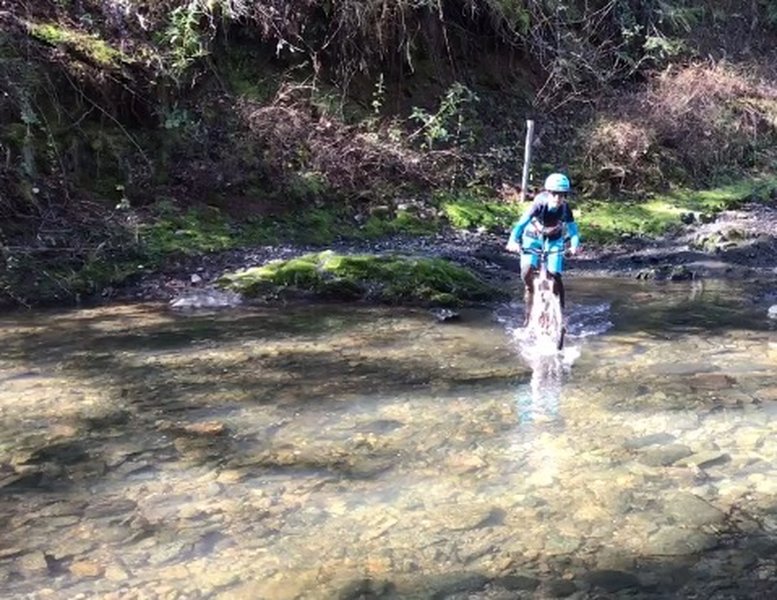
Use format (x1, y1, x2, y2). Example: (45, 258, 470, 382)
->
(505, 173, 581, 326)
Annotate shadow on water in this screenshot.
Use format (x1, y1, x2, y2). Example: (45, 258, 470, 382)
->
(2, 285, 777, 599)
(0, 304, 532, 498)
(0, 304, 378, 360)
(330, 513, 777, 598)
(568, 277, 773, 335)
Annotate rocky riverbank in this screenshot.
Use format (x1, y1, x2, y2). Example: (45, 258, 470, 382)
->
(109, 200, 777, 312)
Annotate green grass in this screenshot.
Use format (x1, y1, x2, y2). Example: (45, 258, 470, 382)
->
(436, 177, 777, 244)
(359, 211, 438, 238)
(140, 204, 442, 256)
(141, 208, 235, 260)
(437, 188, 521, 231)
(219, 251, 507, 305)
(28, 22, 126, 68)
(577, 176, 777, 244)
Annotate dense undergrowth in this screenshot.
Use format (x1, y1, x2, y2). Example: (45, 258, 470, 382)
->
(2, 1, 777, 305)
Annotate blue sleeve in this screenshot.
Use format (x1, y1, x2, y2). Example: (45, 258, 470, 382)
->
(567, 221, 580, 249)
(508, 206, 536, 244)
(564, 204, 580, 249)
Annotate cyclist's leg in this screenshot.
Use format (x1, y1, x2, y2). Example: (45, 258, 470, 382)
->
(551, 274, 565, 309)
(546, 243, 566, 348)
(547, 240, 565, 309)
(520, 238, 540, 325)
(520, 262, 536, 326)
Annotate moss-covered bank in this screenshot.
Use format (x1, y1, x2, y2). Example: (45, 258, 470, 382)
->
(439, 176, 777, 244)
(219, 251, 507, 306)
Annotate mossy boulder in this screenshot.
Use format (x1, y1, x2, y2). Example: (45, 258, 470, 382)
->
(219, 251, 508, 306)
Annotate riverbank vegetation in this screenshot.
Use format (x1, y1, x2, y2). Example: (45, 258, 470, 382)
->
(2, 1, 777, 305)
(220, 251, 507, 305)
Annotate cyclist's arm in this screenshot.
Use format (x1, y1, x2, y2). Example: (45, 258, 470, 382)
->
(507, 207, 535, 247)
(566, 221, 580, 251)
(564, 205, 581, 251)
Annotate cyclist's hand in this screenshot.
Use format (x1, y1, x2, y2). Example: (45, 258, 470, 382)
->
(506, 241, 521, 253)
(568, 245, 580, 256)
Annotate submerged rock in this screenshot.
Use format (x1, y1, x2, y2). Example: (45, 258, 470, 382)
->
(663, 492, 726, 527)
(638, 444, 693, 467)
(169, 288, 243, 309)
(586, 569, 641, 592)
(624, 432, 676, 450)
(431, 308, 460, 322)
(643, 527, 717, 555)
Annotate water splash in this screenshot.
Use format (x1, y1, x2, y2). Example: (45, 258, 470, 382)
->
(567, 301, 613, 338)
(495, 299, 612, 345)
(516, 353, 565, 425)
(497, 298, 608, 428)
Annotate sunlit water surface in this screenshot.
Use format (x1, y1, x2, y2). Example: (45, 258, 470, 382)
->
(1, 277, 777, 599)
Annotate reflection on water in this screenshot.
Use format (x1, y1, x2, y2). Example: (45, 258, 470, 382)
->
(515, 351, 584, 428)
(518, 353, 565, 425)
(1, 278, 777, 598)
(503, 281, 611, 428)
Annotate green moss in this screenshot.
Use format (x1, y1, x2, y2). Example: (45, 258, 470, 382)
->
(240, 206, 440, 246)
(434, 176, 776, 245)
(577, 176, 777, 244)
(68, 260, 145, 294)
(359, 211, 438, 238)
(28, 22, 127, 68)
(239, 208, 350, 246)
(140, 208, 234, 261)
(136, 201, 443, 266)
(575, 200, 673, 244)
(220, 251, 507, 305)
(437, 189, 521, 231)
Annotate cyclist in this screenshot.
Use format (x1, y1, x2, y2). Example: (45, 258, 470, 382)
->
(505, 173, 581, 326)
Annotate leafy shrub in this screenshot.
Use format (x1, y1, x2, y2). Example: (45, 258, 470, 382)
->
(579, 62, 777, 192)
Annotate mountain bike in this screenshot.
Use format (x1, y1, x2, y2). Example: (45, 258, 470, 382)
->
(523, 243, 566, 351)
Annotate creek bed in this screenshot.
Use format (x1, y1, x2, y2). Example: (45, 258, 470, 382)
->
(1, 278, 776, 599)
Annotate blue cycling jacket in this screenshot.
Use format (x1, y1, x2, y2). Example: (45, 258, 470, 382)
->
(508, 192, 580, 249)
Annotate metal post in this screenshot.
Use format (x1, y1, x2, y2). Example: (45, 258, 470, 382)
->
(520, 119, 535, 202)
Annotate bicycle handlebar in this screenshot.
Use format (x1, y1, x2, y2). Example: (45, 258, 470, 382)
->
(521, 247, 565, 255)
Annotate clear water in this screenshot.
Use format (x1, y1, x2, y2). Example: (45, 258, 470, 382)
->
(1, 277, 776, 599)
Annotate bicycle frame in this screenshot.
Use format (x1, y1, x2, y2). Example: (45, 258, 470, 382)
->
(522, 239, 566, 350)
(523, 243, 563, 283)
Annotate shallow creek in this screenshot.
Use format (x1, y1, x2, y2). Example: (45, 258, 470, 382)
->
(1, 277, 777, 599)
